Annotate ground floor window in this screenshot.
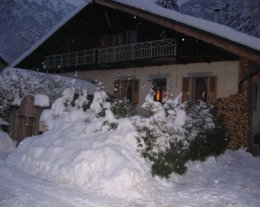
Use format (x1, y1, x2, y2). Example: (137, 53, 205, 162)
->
(114, 79, 139, 104)
(152, 78, 167, 102)
(182, 75, 217, 104)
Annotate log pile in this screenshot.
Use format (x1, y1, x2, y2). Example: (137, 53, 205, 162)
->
(215, 94, 249, 150)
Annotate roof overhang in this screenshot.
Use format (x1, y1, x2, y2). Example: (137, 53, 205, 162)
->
(96, 0, 260, 65)
(0, 56, 8, 66)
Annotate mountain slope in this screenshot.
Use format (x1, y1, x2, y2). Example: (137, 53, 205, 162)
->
(0, 0, 76, 65)
(179, 0, 260, 37)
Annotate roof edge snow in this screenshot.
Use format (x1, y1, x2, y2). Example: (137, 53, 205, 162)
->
(10, 1, 91, 68)
(99, 0, 260, 64)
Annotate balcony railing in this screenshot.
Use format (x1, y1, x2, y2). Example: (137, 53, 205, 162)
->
(45, 49, 96, 69)
(44, 38, 177, 69)
(98, 38, 177, 64)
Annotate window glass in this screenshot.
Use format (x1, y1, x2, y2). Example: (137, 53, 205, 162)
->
(114, 79, 139, 104)
(127, 30, 138, 44)
(152, 78, 167, 102)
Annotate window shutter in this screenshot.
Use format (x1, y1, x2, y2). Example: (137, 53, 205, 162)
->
(132, 80, 139, 104)
(182, 77, 189, 103)
(208, 76, 217, 104)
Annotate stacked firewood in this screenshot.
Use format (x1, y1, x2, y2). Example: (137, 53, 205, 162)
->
(215, 94, 249, 150)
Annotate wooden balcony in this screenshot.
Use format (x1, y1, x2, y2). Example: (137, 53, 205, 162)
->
(44, 38, 177, 69)
(45, 49, 97, 69)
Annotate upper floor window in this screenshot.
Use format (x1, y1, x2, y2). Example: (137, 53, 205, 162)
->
(113, 33, 124, 46)
(112, 30, 138, 46)
(127, 30, 138, 44)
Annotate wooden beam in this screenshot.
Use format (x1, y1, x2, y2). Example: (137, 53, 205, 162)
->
(96, 0, 260, 64)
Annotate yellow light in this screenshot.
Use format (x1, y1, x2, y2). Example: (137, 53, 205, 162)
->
(155, 90, 161, 102)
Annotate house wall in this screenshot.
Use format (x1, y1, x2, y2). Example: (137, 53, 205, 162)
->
(63, 60, 239, 113)
(252, 77, 260, 138)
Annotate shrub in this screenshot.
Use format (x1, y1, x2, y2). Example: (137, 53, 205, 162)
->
(185, 103, 230, 161)
(135, 93, 229, 178)
(135, 91, 188, 178)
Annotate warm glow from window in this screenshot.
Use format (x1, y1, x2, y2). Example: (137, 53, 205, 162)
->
(155, 89, 161, 102)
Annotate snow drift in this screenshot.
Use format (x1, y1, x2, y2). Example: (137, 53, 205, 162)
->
(0, 130, 16, 154)
(7, 89, 157, 199)
(3, 86, 260, 206)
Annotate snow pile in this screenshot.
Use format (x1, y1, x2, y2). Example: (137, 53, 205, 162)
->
(7, 88, 157, 199)
(34, 94, 50, 107)
(0, 130, 16, 154)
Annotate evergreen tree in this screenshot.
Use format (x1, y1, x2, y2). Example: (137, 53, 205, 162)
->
(156, 0, 179, 11)
(134, 91, 188, 178)
(185, 101, 229, 161)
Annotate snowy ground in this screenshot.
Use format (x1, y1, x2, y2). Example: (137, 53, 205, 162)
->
(1, 148, 260, 207)
(0, 89, 260, 207)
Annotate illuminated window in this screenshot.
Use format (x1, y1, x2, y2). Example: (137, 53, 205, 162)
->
(153, 78, 166, 102)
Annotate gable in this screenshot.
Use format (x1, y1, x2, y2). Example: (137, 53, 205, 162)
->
(96, 0, 260, 64)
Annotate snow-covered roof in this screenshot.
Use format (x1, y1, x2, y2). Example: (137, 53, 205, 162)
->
(0, 56, 7, 66)
(2, 67, 97, 95)
(10, 1, 89, 67)
(3, 0, 260, 68)
(111, 0, 260, 52)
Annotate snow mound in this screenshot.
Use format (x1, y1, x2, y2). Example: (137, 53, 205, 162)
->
(34, 94, 50, 107)
(7, 102, 157, 199)
(0, 130, 16, 154)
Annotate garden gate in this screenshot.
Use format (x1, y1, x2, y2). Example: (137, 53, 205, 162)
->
(10, 95, 45, 143)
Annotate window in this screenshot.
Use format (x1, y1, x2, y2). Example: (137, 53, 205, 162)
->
(126, 30, 138, 44)
(113, 33, 124, 46)
(182, 75, 217, 104)
(153, 78, 167, 102)
(114, 79, 139, 104)
(112, 30, 138, 46)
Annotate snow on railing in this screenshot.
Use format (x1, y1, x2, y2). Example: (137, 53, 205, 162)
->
(98, 38, 177, 64)
(44, 38, 177, 69)
(45, 49, 96, 69)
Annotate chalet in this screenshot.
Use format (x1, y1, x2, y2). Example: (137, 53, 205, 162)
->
(7, 1, 260, 153)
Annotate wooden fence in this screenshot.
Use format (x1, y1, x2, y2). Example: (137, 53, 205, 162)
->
(10, 95, 47, 143)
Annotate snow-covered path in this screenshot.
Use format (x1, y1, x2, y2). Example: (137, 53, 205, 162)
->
(0, 157, 139, 207)
(1, 150, 260, 207)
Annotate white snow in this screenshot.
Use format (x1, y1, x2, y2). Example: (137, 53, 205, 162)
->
(0, 130, 16, 154)
(3, 67, 97, 95)
(6, 0, 260, 68)
(10, 1, 90, 67)
(1, 88, 259, 206)
(113, 0, 260, 51)
(34, 94, 50, 107)
(0, 118, 9, 126)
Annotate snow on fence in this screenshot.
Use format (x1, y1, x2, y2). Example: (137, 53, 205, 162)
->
(10, 95, 49, 143)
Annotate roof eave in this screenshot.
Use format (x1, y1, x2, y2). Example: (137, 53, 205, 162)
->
(96, 0, 260, 64)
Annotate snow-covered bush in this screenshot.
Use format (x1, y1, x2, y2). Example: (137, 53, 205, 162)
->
(134, 92, 229, 178)
(89, 81, 118, 130)
(111, 98, 135, 119)
(0, 69, 71, 121)
(134, 91, 188, 177)
(186, 103, 230, 161)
